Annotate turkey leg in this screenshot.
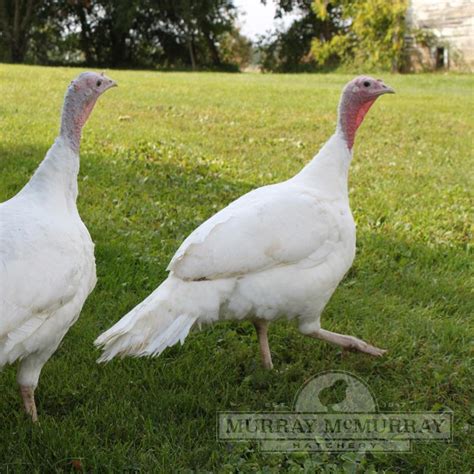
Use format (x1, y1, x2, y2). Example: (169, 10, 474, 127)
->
(253, 319, 273, 369)
(308, 328, 386, 357)
(20, 385, 38, 422)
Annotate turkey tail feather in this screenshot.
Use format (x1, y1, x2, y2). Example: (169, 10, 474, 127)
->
(94, 275, 232, 362)
(95, 285, 197, 362)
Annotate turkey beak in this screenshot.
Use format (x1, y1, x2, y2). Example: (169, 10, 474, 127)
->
(379, 82, 395, 95)
(103, 75, 118, 90)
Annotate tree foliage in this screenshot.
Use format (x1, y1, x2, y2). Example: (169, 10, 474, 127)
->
(219, 28, 253, 70)
(0, 0, 411, 72)
(0, 0, 247, 69)
(257, 0, 340, 72)
(311, 0, 408, 71)
(0, 0, 40, 62)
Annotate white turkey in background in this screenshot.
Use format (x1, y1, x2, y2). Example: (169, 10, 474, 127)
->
(0, 72, 117, 421)
(96, 75, 394, 369)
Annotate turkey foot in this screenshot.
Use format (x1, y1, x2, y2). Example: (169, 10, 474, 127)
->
(253, 319, 273, 369)
(309, 328, 387, 357)
(20, 385, 38, 422)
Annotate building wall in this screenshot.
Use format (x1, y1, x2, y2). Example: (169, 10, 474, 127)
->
(407, 0, 474, 71)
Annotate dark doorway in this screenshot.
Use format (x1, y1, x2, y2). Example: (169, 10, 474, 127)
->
(436, 47, 447, 69)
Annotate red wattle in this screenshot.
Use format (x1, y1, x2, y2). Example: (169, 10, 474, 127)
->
(355, 99, 375, 130)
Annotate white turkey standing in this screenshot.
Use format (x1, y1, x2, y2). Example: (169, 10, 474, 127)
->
(0, 72, 117, 421)
(96, 75, 394, 368)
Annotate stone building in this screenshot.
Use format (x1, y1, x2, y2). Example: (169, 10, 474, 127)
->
(406, 0, 474, 71)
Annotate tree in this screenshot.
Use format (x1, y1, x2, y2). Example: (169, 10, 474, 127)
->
(311, 0, 408, 72)
(219, 27, 253, 70)
(0, 0, 244, 70)
(257, 0, 341, 72)
(152, 0, 236, 69)
(64, 0, 237, 69)
(0, 0, 39, 62)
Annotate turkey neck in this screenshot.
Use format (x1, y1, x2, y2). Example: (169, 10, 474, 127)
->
(60, 84, 97, 155)
(293, 89, 377, 199)
(20, 87, 97, 208)
(293, 133, 352, 200)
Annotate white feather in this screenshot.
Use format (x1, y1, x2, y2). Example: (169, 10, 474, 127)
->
(96, 133, 357, 359)
(0, 137, 96, 387)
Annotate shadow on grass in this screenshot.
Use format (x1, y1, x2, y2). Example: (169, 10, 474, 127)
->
(0, 141, 471, 471)
(0, 143, 50, 200)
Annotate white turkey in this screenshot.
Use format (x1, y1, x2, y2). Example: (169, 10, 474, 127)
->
(0, 72, 117, 421)
(96, 75, 394, 369)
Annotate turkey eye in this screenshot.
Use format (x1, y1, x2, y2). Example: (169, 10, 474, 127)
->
(96, 80, 102, 87)
(363, 81, 371, 87)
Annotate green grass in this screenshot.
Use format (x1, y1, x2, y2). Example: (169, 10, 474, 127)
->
(0, 64, 472, 472)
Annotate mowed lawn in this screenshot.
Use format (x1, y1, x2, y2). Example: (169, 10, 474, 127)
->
(0, 64, 472, 472)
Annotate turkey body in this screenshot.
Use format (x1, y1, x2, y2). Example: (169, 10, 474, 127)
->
(96, 75, 393, 363)
(1, 71, 115, 421)
(169, 169, 355, 334)
(96, 134, 358, 360)
(0, 139, 96, 395)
